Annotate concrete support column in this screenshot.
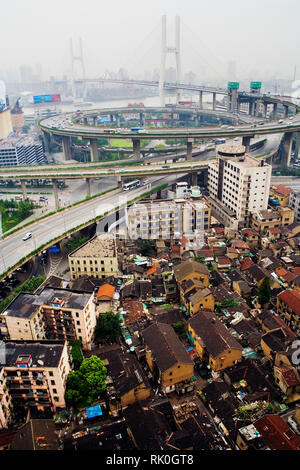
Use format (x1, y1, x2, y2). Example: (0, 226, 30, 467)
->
(264, 103, 268, 118)
(199, 91, 203, 110)
(281, 132, 293, 167)
(117, 175, 122, 186)
(21, 180, 27, 200)
(294, 132, 300, 159)
(212, 93, 216, 111)
(43, 131, 51, 154)
(52, 179, 60, 210)
(89, 138, 99, 162)
(242, 135, 251, 153)
(132, 139, 141, 159)
(62, 135, 72, 161)
(191, 172, 198, 186)
(86, 178, 91, 198)
(249, 101, 254, 116)
(116, 114, 120, 127)
(283, 105, 289, 118)
(272, 103, 277, 120)
(140, 113, 145, 127)
(187, 139, 193, 161)
(84, 117, 88, 125)
(93, 116, 97, 126)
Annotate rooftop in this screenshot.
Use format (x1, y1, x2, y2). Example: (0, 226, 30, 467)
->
(69, 235, 116, 258)
(0, 340, 65, 368)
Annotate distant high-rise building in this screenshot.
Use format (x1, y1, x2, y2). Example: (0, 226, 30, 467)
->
(0, 136, 46, 166)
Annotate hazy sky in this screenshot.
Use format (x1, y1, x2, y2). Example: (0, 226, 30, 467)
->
(2, 0, 300, 81)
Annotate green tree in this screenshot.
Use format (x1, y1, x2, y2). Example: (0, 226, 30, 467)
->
(258, 276, 271, 307)
(172, 321, 187, 338)
(65, 356, 107, 408)
(94, 312, 122, 345)
(136, 239, 155, 256)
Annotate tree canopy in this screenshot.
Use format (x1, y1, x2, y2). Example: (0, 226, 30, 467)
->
(258, 276, 271, 307)
(65, 356, 107, 409)
(94, 311, 122, 345)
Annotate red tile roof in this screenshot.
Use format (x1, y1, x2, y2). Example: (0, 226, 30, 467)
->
(276, 267, 288, 277)
(273, 185, 291, 196)
(278, 366, 300, 387)
(97, 284, 115, 299)
(240, 258, 254, 271)
(278, 289, 300, 316)
(255, 414, 300, 450)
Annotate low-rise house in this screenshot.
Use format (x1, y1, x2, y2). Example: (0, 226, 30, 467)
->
(260, 328, 292, 360)
(254, 414, 300, 450)
(188, 310, 243, 371)
(85, 344, 151, 414)
(273, 365, 300, 403)
(188, 288, 215, 315)
(277, 289, 300, 334)
(142, 322, 194, 394)
(241, 228, 259, 247)
(270, 184, 291, 206)
(173, 259, 210, 288)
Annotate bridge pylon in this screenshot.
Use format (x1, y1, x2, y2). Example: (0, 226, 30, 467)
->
(159, 15, 181, 106)
(70, 37, 87, 100)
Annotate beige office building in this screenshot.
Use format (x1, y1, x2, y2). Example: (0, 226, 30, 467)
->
(127, 198, 211, 244)
(69, 235, 119, 280)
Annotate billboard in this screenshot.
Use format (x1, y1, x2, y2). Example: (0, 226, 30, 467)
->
(33, 94, 61, 104)
(228, 82, 239, 89)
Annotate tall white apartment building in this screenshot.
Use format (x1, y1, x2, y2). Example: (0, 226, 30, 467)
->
(208, 144, 272, 229)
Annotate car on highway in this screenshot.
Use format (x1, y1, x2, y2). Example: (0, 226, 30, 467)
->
(162, 165, 170, 168)
(22, 232, 32, 241)
(39, 196, 48, 201)
(278, 120, 284, 124)
(258, 121, 264, 125)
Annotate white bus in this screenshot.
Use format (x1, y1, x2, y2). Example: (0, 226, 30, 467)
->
(123, 180, 141, 191)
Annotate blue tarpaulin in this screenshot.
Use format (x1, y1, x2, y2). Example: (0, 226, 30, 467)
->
(86, 404, 103, 419)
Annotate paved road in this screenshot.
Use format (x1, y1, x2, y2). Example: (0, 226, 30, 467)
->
(0, 173, 180, 276)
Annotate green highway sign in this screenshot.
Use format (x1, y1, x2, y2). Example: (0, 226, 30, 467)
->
(250, 81, 262, 89)
(228, 82, 239, 89)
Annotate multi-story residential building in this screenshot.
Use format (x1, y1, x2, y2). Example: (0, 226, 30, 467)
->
(289, 189, 300, 222)
(69, 235, 118, 280)
(208, 144, 272, 228)
(0, 288, 97, 350)
(250, 206, 294, 233)
(0, 340, 70, 428)
(127, 198, 211, 244)
(0, 136, 46, 166)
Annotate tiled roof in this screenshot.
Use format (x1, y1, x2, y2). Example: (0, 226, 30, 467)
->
(278, 289, 300, 316)
(254, 414, 300, 450)
(97, 284, 115, 299)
